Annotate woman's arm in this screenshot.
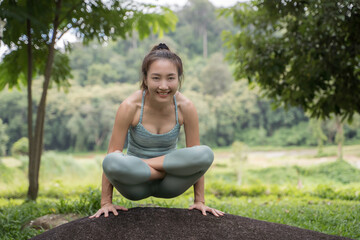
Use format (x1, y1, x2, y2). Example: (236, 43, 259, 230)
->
(91, 98, 137, 218)
(181, 100, 205, 203)
(100, 102, 134, 205)
(182, 97, 224, 217)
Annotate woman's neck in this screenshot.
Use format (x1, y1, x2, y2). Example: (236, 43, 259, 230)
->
(145, 91, 175, 112)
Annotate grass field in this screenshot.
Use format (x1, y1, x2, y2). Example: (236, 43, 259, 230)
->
(0, 144, 359, 239)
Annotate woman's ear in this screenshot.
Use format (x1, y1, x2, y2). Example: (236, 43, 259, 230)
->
(144, 77, 148, 88)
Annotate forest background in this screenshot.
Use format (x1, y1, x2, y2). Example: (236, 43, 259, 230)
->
(1, 0, 360, 154)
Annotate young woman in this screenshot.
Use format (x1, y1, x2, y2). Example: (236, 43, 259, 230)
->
(90, 43, 224, 218)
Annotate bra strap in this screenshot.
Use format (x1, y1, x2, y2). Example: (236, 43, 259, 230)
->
(139, 90, 146, 123)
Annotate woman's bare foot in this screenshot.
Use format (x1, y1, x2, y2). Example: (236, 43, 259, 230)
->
(143, 155, 165, 171)
(147, 166, 166, 180)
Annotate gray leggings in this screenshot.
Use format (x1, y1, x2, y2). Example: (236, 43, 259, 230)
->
(102, 145, 214, 201)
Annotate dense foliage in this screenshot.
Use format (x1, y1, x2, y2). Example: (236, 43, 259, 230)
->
(222, 0, 360, 121)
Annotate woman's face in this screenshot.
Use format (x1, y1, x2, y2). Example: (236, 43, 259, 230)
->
(145, 59, 179, 101)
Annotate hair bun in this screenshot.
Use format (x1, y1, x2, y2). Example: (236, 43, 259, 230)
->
(156, 43, 169, 50)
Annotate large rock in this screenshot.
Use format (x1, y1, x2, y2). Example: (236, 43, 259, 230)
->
(23, 214, 82, 230)
(31, 207, 351, 240)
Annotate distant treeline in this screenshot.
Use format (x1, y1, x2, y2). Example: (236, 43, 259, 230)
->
(1, 79, 359, 153)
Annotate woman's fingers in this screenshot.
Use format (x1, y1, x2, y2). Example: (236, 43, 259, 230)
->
(104, 209, 109, 217)
(89, 205, 128, 219)
(214, 209, 224, 216)
(189, 203, 225, 217)
(112, 205, 128, 215)
(204, 206, 225, 217)
(211, 208, 219, 217)
(112, 208, 118, 216)
(202, 208, 207, 216)
(89, 209, 103, 218)
(115, 205, 128, 211)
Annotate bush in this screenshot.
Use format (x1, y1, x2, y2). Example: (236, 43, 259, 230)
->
(303, 160, 360, 184)
(268, 122, 317, 146)
(11, 137, 29, 157)
(247, 166, 299, 185)
(208, 180, 268, 198)
(56, 188, 101, 215)
(0, 163, 15, 184)
(40, 151, 84, 179)
(311, 184, 360, 201)
(235, 128, 268, 146)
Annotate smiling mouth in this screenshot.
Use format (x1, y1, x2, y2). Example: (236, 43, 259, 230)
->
(157, 91, 170, 96)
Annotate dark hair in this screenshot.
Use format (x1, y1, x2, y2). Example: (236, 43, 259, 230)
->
(141, 43, 183, 90)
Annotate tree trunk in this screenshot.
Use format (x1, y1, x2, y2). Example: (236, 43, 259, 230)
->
(132, 29, 137, 49)
(95, 131, 106, 149)
(335, 115, 344, 161)
(27, 0, 62, 200)
(202, 27, 207, 58)
(26, 10, 36, 201)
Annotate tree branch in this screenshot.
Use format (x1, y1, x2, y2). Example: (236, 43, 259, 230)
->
(58, 0, 83, 26)
(57, 26, 71, 41)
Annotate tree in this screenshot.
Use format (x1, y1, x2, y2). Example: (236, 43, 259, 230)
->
(222, 0, 360, 121)
(230, 141, 248, 185)
(0, 118, 9, 161)
(181, 0, 215, 58)
(309, 118, 327, 155)
(11, 137, 29, 156)
(200, 52, 233, 96)
(0, 0, 177, 200)
(335, 115, 344, 160)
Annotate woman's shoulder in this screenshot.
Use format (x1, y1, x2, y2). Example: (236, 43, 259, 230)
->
(175, 91, 196, 114)
(118, 90, 143, 114)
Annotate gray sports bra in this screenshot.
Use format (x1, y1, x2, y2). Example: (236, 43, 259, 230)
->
(126, 91, 180, 159)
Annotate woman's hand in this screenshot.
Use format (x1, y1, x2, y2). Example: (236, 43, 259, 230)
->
(189, 202, 224, 217)
(89, 203, 128, 218)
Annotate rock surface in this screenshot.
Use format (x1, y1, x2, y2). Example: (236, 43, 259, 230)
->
(23, 213, 83, 230)
(30, 207, 351, 240)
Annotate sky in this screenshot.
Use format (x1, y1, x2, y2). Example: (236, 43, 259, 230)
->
(0, 0, 244, 58)
(140, 0, 243, 8)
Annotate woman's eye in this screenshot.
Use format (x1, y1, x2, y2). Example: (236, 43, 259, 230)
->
(152, 77, 160, 80)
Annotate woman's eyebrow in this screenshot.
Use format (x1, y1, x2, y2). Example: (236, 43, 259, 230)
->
(150, 73, 177, 76)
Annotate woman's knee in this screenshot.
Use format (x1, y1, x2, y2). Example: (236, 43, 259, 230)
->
(102, 152, 127, 178)
(192, 145, 214, 168)
(103, 153, 151, 185)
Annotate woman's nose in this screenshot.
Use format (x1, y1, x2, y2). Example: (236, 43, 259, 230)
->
(159, 80, 169, 89)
